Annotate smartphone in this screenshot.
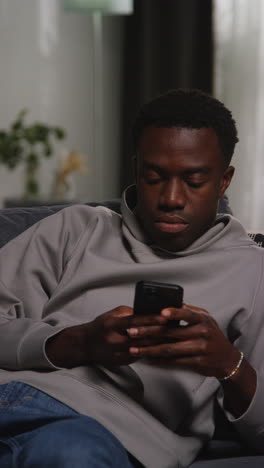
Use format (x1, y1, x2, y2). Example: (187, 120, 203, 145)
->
(134, 280, 183, 316)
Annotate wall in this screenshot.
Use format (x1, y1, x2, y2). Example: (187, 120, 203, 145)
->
(0, 0, 124, 206)
(214, 0, 264, 232)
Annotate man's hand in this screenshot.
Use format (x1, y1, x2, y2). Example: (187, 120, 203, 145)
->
(45, 306, 168, 369)
(128, 304, 239, 378)
(127, 304, 257, 417)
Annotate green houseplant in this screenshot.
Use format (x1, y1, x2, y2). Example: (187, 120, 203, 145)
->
(0, 109, 66, 198)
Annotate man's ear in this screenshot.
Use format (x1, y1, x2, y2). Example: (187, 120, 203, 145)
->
(219, 166, 235, 198)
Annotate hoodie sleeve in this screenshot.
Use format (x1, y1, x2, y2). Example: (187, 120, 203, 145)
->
(217, 253, 264, 453)
(0, 206, 90, 371)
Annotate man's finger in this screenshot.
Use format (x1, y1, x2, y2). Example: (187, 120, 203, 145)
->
(161, 304, 209, 325)
(147, 356, 202, 368)
(105, 314, 168, 332)
(129, 340, 204, 358)
(111, 306, 134, 317)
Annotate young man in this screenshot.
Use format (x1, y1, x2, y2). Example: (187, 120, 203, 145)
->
(0, 89, 264, 468)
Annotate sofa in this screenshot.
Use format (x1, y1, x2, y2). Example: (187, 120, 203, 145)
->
(0, 199, 263, 468)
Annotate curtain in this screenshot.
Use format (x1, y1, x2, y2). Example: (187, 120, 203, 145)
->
(120, 0, 213, 190)
(214, 0, 264, 231)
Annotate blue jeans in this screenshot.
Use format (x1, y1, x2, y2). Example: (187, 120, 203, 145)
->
(0, 381, 137, 468)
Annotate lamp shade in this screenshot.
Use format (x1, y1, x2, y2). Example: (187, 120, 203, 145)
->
(64, 0, 133, 14)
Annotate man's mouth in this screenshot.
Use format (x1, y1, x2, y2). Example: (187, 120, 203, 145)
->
(154, 216, 189, 234)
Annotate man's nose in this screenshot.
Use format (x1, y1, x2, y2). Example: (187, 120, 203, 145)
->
(159, 178, 186, 210)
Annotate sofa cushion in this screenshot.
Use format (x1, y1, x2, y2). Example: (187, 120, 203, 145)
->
(248, 232, 264, 247)
(0, 201, 121, 249)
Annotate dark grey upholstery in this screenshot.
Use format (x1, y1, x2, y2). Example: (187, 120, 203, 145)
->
(0, 198, 263, 467)
(0, 200, 121, 248)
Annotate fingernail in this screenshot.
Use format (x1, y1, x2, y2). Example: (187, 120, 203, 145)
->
(127, 328, 138, 336)
(161, 309, 171, 317)
(130, 347, 139, 354)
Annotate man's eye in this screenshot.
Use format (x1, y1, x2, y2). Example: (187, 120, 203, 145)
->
(146, 177, 161, 184)
(186, 180, 205, 188)
(144, 172, 162, 184)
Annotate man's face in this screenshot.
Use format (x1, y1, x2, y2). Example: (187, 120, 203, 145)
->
(134, 126, 234, 252)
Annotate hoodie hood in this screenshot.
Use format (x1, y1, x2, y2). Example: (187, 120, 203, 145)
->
(121, 185, 254, 261)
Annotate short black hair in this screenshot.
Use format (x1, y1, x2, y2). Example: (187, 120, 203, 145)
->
(132, 89, 239, 166)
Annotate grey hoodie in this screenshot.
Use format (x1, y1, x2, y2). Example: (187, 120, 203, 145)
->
(0, 186, 264, 468)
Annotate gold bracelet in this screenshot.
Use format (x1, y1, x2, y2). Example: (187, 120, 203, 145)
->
(219, 351, 244, 381)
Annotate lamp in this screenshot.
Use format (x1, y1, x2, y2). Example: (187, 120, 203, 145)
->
(64, 0, 133, 14)
(64, 0, 133, 199)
